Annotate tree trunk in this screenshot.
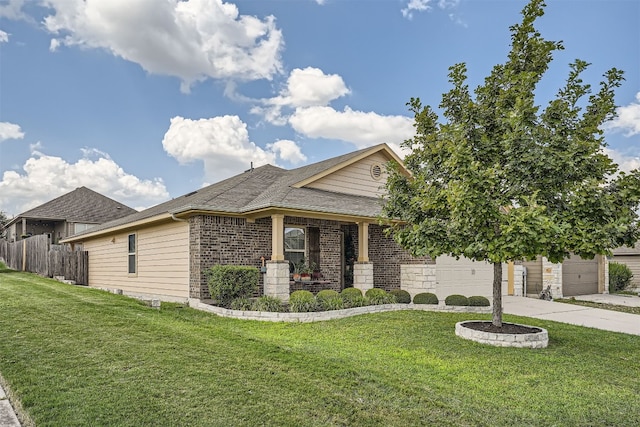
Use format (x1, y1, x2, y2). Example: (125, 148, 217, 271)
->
(492, 261, 503, 327)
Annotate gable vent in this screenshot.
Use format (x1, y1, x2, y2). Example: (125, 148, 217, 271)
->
(370, 163, 383, 180)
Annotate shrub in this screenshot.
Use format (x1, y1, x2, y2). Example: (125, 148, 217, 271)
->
(468, 296, 490, 307)
(341, 288, 366, 308)
(207, 265, 259, 307)
(289, 290, 317, 312)
(445, 294, 469, 306)
(251, 296, 284, 312)
(316, 289, 340, 302)
(609, 262, 633, 293)
(319, 295, 345, 311)
(365, 288, 396, 305)
(316, 290, 344, 311)
(230, 297, 253, 311)
(390, 289, 411, 304)
(413, 292, 439, 305)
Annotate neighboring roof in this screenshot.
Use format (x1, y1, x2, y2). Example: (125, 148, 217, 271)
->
(64, 144, 407, 242)
(4, 187, 137, 228)
(612, 243, 640, 256)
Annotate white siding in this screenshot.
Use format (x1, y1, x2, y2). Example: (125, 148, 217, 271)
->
(84, 221, 190, 299)
(435, 256, 507, 300)
(611, 255, 640, 290)
(305, 152, 390, 197)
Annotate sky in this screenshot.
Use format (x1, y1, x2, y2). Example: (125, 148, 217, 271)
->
(0, 0, 638, 217)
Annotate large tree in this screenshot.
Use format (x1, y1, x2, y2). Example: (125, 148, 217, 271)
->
(382, 0, 640, 327)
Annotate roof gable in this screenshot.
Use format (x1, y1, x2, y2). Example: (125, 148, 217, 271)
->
(10, 187, 137, 225)
(291, 143, 407, 193)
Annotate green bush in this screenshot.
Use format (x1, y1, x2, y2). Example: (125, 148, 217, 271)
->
(340, 288, 366, 308)
(444, 294, 469, 306)
(207, 265, 259, 307)
(320, 295, 345, 311)
(609, 262, 633, 293)
(251, 295, 284, 312)
(468, 296, 490, 307)
(365, 288, 396, 305)
(413, 292, 439, 305)
(316, 289, 340, 302)
(289, 290, 317, 312)
(315, 290, 343, 311)
(390, 289, 411, 304)
(230, 297, 253, 311)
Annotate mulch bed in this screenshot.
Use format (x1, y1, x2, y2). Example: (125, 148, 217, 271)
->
(462, 321, 542, 334)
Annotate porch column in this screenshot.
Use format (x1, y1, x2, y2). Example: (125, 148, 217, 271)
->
(542, 257, 563, 299)
(354, 222, 373, 294)
(21, 218, 26, 239)
(265, 214, 289, 301)
(271, 214, 285, 261)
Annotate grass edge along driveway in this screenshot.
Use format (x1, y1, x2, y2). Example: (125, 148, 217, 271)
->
(1, 267, 639, 427)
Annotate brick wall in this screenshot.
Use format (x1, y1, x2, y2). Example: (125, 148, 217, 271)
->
(368, 224, 432, 291)
(189, 215, 271, 299)
(284, 216, 343, 287)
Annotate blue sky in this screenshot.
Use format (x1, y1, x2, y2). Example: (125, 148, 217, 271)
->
(0, 0, 638, 216)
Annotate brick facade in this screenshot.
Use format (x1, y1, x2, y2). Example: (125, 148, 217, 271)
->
(368, 224, 432, 291)
(188, 215, 429, 300)
(189, 215, 271, 299)
(284, 216, 343, 290)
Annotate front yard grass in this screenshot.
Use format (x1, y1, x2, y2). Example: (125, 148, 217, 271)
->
(1, 266, 639, 426)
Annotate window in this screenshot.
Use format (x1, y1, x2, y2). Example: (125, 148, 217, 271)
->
(128, 233, 137, 274)
(284, 227, 305, 269)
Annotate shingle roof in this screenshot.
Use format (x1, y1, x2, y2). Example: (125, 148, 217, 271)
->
(612, 243, 640, 256)
(8, 187, 137, 225)
(67, 144, 396, 240)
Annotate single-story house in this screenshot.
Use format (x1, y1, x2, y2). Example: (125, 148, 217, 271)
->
(611, 243, 640, 291)
(61, 144, 606, 303)
(2, 187, 137, 244)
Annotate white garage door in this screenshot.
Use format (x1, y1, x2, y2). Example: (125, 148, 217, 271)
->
(562, 256, 598, 296)
(435, 256, 505, 300)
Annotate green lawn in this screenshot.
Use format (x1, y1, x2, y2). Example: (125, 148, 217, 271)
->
(1, 266, 639, 427)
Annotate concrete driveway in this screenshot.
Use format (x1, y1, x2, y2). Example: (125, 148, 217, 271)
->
(503, 295, 640, 336)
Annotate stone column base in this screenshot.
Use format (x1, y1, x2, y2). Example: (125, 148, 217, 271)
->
(353, 262, 374, 294)
(264, 260, 291, 302)
(401, 264, 436, 299)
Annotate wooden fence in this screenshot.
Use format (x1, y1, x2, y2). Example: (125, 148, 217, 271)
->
(0, 235, 88, 285)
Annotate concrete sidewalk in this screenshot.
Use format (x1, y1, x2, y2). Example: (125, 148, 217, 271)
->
(503, 295, 640, 336)
(0, 382, 20, 427)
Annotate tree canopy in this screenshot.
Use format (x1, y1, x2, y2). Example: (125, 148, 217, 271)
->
(382, 0, 640, 326)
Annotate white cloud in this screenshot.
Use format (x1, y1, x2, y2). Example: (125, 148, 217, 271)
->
(288, 106, 415, 149)
(0, 149, 169, 216)
(0, 0, 27, 20)
(0, 30, 8, 43)
(606, 92, 640, 136)
(0, 122, 25, 142)
(266, 140, 307, 164)
(401, 0, 432, 19)
(604, 148, 640, 174)
(162, 115, 306, 181)
(42, 0, 284, 92)
(251, 67, 350, 124)
(401, 0, 460, 20)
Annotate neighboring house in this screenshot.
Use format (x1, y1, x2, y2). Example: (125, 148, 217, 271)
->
(2, 187, 137, 244)
(61, 144, 606, 303)
(611, 244, 640, 291)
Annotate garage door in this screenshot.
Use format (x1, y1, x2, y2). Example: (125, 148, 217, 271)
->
(435, 256, 503, 299)
(562, 256, 598, 296)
